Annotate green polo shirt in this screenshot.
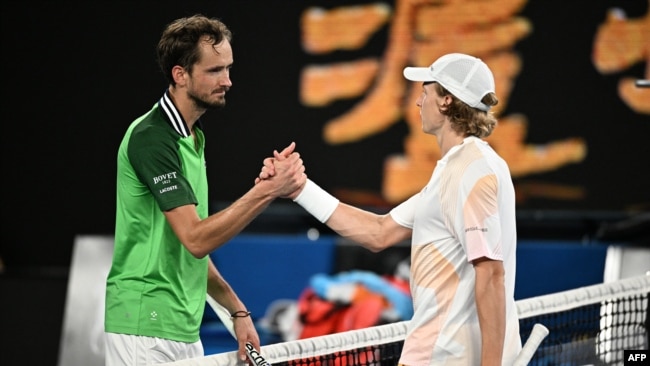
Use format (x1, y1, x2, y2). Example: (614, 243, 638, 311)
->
(105, 91, 209, 343)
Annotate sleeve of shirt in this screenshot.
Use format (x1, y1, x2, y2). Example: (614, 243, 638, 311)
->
(462, 172, 503, 262)
(389, 194, 419, 229)
(128, 132, 198, 211)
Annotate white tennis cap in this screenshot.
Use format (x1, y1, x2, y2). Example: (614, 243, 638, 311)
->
(403, 53, 495, 111)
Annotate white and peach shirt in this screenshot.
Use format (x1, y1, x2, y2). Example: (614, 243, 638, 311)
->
(390, 136, 521, 365)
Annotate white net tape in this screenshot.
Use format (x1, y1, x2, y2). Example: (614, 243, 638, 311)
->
(516, 274, 650, 319)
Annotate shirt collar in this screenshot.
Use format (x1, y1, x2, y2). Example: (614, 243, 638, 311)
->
(158, 90, 192, 137)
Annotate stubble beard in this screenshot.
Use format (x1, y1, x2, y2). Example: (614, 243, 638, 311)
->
(190, 92, 226, 111)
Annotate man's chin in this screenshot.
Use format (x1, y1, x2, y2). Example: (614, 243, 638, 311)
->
(210, 96, 227, 109)
(210, 100, 226, 109)
(197, 99, 226, 110)
(189, 92, 227, 110)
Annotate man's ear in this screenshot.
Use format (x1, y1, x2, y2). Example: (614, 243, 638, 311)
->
(171, 65, 187, 86)
(442, 95, 453, 107)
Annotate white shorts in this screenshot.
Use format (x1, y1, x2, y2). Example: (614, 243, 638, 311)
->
(105, 332, 204, 366)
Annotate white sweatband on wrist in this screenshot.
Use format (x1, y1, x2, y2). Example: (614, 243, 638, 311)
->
(293, 179, 339, 223)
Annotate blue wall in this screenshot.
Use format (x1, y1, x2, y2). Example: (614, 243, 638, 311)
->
(209, 234, 337, 318)
(211, 235, 609, 318)
(514, 240, 607, 299)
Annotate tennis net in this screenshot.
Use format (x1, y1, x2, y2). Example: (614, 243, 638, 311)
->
(166, 274, 649, 365)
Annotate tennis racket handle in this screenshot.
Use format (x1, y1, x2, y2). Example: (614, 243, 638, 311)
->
(513, 323, 549, 366)
(246, 342, 272, 366)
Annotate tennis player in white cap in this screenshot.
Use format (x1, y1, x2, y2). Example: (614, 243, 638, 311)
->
(259, 53, 522, 365)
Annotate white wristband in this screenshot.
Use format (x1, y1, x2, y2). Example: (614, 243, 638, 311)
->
(293, 179, 339, 223)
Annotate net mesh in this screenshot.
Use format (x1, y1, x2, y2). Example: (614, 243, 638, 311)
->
(166, 275, 649, 366)
(516, 275, 649, 365)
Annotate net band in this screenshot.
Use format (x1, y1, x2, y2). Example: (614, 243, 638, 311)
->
(517, 274, 650, 318)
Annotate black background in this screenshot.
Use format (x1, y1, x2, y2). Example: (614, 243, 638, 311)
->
(0, 1, 648, 363)
(2, 0, 649, 269)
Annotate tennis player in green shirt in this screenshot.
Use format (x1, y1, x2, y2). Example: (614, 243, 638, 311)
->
(104, 14, 305, 365)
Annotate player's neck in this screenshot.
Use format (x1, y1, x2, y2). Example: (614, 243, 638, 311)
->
(167, 86, 204, 130)
(437, 128, 466, 157)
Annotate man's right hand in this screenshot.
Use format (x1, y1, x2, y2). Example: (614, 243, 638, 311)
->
(255, 142, 307, 199)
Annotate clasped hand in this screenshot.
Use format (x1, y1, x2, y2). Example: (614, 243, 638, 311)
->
(255, 141, 306, 199)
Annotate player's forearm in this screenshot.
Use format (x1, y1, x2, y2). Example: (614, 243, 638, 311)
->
(207, 260, 248, 314)
(293, 179, 403, 251)
(475, 260, 506, 365)
(207, 281, 246, 314)
(189, 183, 276, 257)
(326, 203, 398, 252)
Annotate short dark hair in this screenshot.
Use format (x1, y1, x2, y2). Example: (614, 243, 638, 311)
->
(157, 14, 232, 86)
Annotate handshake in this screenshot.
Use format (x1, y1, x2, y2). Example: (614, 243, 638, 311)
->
(254, 141, 306, 200)
(255, 141, 339, 224)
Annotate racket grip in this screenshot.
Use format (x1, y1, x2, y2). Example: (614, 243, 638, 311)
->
(246, 342, 272, 366)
